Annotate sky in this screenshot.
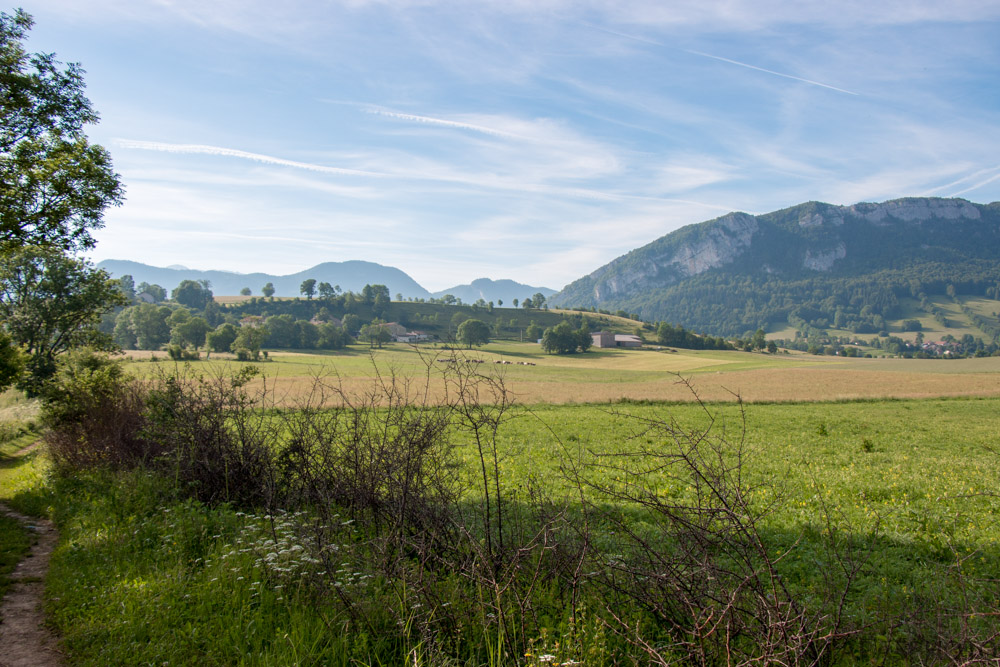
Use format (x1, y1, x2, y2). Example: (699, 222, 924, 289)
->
(17, 0, 1000, 292)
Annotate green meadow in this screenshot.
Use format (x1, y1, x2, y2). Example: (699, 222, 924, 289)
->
(2, 347, 1000, 664)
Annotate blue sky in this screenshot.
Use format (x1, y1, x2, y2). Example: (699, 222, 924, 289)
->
(19, 0, 1000, 292)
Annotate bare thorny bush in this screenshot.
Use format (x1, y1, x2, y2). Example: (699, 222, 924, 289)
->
(561, 379, 875, 667)
(272, 353, 580, 661)
(41, 351, 1000, 664)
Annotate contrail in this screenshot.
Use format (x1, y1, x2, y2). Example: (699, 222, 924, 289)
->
(685, 49, 859, 96)
(581, 21, 858, 96)
(949, 169, 1000, 197)
(924, 165, 1000, 196)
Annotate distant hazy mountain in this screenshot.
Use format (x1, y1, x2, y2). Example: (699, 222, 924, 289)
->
(431, 278, 557, 305)
(550, 197, 1000, 336)
(96, 260, 557, 304)
(97, 260, 434, 299)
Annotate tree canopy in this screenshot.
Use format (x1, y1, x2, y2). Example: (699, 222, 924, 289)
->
(360, 319, 391, 348)
(137, 281, 166, 302)
(457, 318, 490, 348)
(0, 9, 124, 253)
(172, 279, 213, 310)
(541, 321, 591, 354)
(0, 245, 125, 391)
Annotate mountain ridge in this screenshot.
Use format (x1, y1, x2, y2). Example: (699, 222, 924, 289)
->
(550, 196, 1000, 336)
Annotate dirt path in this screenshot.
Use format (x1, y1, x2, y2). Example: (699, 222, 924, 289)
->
(0, 447, 63, 666)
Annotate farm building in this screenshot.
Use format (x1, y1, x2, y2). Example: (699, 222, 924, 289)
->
(394, 330, 432, 343)
(591, 331, 643, 348)
(591, 331, 616, 348)
(614, 334, 643, 348)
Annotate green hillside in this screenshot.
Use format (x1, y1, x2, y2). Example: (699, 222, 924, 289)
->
(220, 297, 646, 342)
(551, 197, 1000, 338)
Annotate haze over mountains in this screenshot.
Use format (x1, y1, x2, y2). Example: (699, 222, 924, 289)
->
(96, 259, 556, 305)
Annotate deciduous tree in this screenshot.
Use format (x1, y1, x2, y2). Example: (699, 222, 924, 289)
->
(0, 245, 125, 391)
(172, 279, 212, 310)
(206, 322, 238, 353)
(231, 324, 268, 361)
(0, 10, 124, 389)
(171, 316, 210, 349)
(137, 281, 166, 302)
(341, 313, 361, 335)
(457, 318, 490, 348)
(0, 10, 125, 254)
(124, 303, 171, 350)
(360, 319, 391, 348)
(540, 321, 591, 354)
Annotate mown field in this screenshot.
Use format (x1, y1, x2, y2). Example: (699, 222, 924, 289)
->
(1, 348, 999, 664)
(122, 341, 1000, 405)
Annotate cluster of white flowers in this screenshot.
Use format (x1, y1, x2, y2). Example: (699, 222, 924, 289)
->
(196, 509, 378, 601)
(224, 511, 325, 585)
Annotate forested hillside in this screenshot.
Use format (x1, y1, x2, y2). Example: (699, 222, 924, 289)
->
(551, 198, 1000, 337)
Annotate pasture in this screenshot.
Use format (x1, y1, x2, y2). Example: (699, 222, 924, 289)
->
(769, 293, 1000, 344)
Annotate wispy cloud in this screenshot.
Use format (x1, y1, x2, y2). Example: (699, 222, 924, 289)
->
(116, 140, 385, 178)
(363, 107, 525, 140)
(52, 0, 1000, 289)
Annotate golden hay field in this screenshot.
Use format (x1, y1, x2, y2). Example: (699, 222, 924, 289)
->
(120, 343, 1000, 406)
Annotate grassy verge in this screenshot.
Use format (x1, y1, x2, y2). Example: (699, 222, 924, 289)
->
(41, 469, 614, 665)
(0, 412, 44, 600)
(0, 513, 31, 598)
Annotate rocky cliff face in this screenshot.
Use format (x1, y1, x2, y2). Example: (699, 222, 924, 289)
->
(667, 212, 758, 277)
(848, 197, 981, 224)
(591, 212, 759, 300)
(802, 243, 847, 271)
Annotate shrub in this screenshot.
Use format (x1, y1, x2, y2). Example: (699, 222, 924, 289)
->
(42, 349, 154, 471)
(141, 367, 278, 507)
(166, 344, 199, 361)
